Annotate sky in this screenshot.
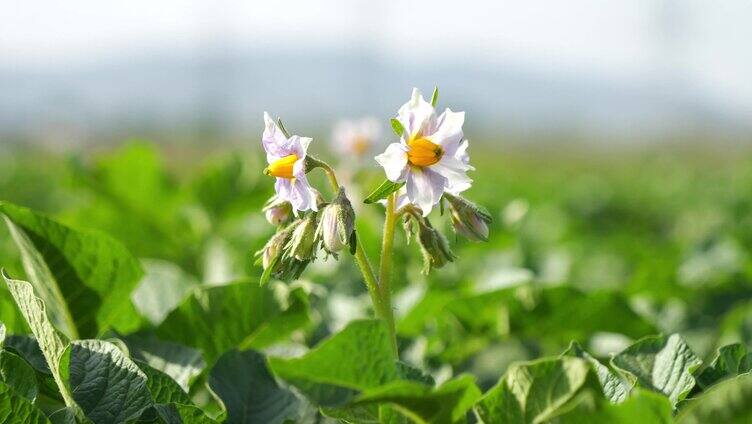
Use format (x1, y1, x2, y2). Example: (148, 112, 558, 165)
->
(2, 0, 752, 137)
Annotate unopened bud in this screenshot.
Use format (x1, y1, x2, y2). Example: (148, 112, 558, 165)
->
(444, 193, 492, 242)
(317, 188, 356, 254)
(258, 221, 298, 270)
(263, 196, 292, 226)
(417, 218, 455, 274)
(286, 214, 318, 261)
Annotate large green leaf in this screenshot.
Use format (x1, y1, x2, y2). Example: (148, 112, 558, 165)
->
(0, 202, 143, 338)
(138, 361, 192, 405)
(695, 343, 752, 389)
(269, 319, 399, 407)
(556, 389, 673, 423)
(131, 259, 198, 326)
(612, 334, 701, 407)
(2, 273, 78, 413)
(120, 333, 204, 392)
(0, 350, 37, 401)
(446, 287, 654, 346)
(157, 282, 310, 363)
(154, 403, 218, 424)
(0, 381, 50, 424)
(677, 373, 752, 423)
(59, 340, 152, 424)
(3, 335, 50, 375)
(209, 349, 301, 424)
(562, 341, 630, 403)
(352, 375, 481, 423)
(474, 357, 600, 424)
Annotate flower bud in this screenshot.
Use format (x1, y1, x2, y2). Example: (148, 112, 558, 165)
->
(286, 214, 318, 261)
(444, 193, 492, 242)
(317, 188, 356, 254)
(417, 218, 455, 274)
(263, 196, 292, 226)
(258, 222, 298, 270)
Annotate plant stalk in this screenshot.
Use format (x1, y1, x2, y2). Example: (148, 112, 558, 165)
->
(315, 160, 398, 355)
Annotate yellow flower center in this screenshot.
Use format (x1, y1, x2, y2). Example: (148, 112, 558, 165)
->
(265, 154, 298, 179)
(407, 137, 443, 167)
(352, 136, 370, 155)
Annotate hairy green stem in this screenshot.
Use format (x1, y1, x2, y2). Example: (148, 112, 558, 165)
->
(315, 159, 398, 355)
(378, 192, 398, 353)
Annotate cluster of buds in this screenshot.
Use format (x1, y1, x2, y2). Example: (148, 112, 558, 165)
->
(400, 193, 491, 274)
(255, 187, 357, 284)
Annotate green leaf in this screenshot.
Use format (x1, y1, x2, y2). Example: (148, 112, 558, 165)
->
(59, 340, 152, 423)
(562, 341, 630, 403)
(0, 350, 38, 401)
(0, 323, 4, 346)
(3, 335, 50, 375)
(474, 357, 600, 424)
(396, 361, 435, 386)
(445, 286, 655, 347)
(269, 319, 399, 406)
(0, 201, 143, 338)
(557, 389, 673, 423)
(209, 349, 301, 424)
(612, 334, 701, 406)
(696, 343, 752, 389)
(390, 118, 405, 137)
(0, 381, 50, 424)
(154, 403, 218, 424)
(363, 180, 405, 205)
(353, 375, 481, 423)
(677, 373, 752, 423)
(430, 87, 439, 107)
(157, 281, 310, 363)
(138, 361, 192, 405)
(47, 408, 78, 424)
(2, 273, 78, 413)
(120, 333, 205, 392)
(131, 259, 198, 326)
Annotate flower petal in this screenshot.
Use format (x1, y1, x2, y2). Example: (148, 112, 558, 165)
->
(406, 167, 446, 216)
(454, 139, 471, 166)
(397, 88, 436, 138)
(289, 175, 318, 212)
(432, 155, 473, 195)
(428, 108, 465, 155)
(262, 112, 292, 162)
(375, 143, 409, 182)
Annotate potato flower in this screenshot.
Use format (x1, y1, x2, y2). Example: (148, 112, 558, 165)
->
(262, 112, 318, 213)
(332, 117, 382, 158)
(375, 88, 473, 215)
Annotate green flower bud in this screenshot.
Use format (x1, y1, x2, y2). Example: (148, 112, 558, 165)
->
(416, 218, 455, 274)
(444, 193, 492, 242)
(317, 188, 356, 254)
(286, 214, 318, 261)
(258, 221, 298, 270)
(263, 195, 292, 226)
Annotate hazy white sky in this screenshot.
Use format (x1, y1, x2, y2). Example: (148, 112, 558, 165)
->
(3, 0, 752, 109)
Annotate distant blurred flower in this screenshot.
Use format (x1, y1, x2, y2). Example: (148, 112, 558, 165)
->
(375, 88, 473, 215)
(262, 112, 318, 213)
(332, 117, 381, 158)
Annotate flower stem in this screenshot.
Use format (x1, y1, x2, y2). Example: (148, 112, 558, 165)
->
(314, 159, 398, 355)
(378, 192, 398, 351)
